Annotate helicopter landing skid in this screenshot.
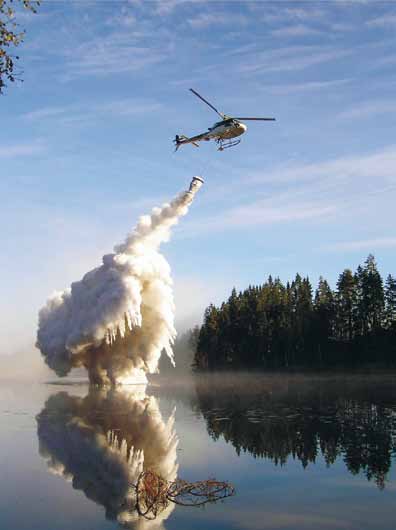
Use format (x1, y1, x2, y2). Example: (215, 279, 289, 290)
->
(216, 138, 241, 151)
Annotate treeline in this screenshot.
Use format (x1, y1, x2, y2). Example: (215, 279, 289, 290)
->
(193, 255, 396, 371)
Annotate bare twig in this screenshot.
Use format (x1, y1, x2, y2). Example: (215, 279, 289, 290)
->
(134, 470, 235, 520)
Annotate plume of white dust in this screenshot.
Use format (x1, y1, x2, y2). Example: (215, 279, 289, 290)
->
(36, 177, 203, 385)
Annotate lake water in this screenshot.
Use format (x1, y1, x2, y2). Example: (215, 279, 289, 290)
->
(1, 373, 396, 530)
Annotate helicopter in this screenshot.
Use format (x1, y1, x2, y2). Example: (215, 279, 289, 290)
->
(174, 89, 275, 152)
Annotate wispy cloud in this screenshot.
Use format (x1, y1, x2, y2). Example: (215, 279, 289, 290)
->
(217, 201, 335, 228)
(153, 0, 192, 16)
(93, 99, 163, 116)
(183, 194, 336, 237)
(62, 32, 166, 80)
(183, 144, 396, 237)
(187, 12, 247, 29)
(106, 12, 136, 28)
(266, 78, 350, 95)
(367, 14, 396, 27)
(238, 46, 352, 74)
(0, 141, 45, 158)
(150, 0, 219, 17)
(271, 24, 321, 38)
(331, 22, 356, 32)
(23, 106, 72, 121)
(249, 145, 396, 185)
(253, 4, 326, 24)
(281, 6, 327, 21)
(323, 237, 396, 252)
(338, 99, 396, 119)
(22, 99, 162, 123)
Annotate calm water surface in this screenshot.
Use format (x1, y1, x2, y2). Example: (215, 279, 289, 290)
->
(1, 373, 396, 530)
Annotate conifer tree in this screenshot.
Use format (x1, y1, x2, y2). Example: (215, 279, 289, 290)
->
(314, 277, 335, 361)
(360, 255, 385, 332)
(385, 275, 396, 329)
(336, 269, 356, 341)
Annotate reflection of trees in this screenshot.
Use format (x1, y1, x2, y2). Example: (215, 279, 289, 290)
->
(195, 375, 396, 489)
(36, 388, 178, 529)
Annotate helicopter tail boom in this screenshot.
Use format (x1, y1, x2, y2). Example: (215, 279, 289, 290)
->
(174, 134, 200, 151)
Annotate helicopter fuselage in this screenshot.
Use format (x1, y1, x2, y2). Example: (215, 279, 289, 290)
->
(208, 119, 247, 140)
(175, 119, 248, 151)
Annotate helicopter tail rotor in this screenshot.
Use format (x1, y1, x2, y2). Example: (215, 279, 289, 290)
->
(174, 134, 200, 152)
(174, 134, 182, 151)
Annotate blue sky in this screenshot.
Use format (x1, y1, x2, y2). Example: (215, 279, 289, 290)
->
(1, 0, 396, 355)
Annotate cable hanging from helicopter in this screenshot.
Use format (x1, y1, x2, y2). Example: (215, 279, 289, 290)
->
(174, 88, 275, 152)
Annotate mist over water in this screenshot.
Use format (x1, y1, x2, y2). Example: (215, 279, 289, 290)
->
(36, 179, 202, 385)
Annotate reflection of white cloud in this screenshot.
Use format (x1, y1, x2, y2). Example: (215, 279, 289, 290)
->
(37, 388, 178, 529)
(324, 475, 396, 490)
(222, 509, 350, 529)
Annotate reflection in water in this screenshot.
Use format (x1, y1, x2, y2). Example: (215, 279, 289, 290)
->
(195, 375, 396, 489)
(36, 387, 178, 529)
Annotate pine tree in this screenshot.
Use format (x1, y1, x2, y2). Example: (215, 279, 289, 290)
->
(194, 304, 220, 370)
(314, 277, 335, 361)
(336, 269, 356, 341)
(384, 274, 396, 329)
(360, 255, 385, 332)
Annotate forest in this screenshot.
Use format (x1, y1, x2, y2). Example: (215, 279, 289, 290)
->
(193, 255, 396, 371)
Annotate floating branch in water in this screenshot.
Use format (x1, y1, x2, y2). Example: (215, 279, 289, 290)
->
(135, 470, 235, 520)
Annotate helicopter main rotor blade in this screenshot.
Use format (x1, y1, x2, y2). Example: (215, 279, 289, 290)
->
(235, 117, 276, 121)
(189, 88, 225, 118)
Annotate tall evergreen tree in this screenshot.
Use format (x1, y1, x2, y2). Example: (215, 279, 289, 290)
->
(360, 255, 385, 332)
(385, 275, 396, 329)
(336, 269, 356, 341)
(314, 277, 336, 362)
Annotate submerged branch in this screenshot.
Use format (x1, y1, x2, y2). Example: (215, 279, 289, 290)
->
(135, 470, 235, 520)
